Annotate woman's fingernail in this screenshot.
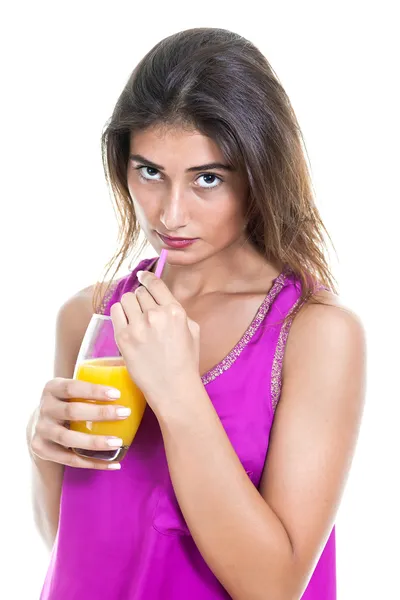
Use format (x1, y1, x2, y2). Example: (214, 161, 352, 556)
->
(106, 388, 121, 399)
(108, 463, 121, 470)
(116, 407, 131, 417)
(137, 270, 143, 281)
(107, 437, 123, 447)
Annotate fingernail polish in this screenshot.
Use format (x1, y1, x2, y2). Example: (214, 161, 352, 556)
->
(107, 438, 123, 447)
(116, 407, 131, 417)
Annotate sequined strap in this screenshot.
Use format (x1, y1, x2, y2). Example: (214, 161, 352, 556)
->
(270, 296, 303, 414)
(98, 280, 120, 315)
(270, 281, 330, 414)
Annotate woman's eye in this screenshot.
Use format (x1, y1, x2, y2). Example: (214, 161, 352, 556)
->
(196, 173, 223, 189)
(137, 166, 162, 181)
(135, 166, 222, 189)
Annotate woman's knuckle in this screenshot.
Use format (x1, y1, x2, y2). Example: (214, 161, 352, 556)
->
(190, 319, 200, 334)
(170, 304, 185, 317)
(117, 328, 131, 344)
(51, 426, 61, 445)
(53, 377, 66, 395)
(55, 426, 69, 447)
(67, 454, 81, 468)
(60, 379, 74, 398)
(43, 379, 55, 394)
(62, 402, 74, 421)
(90, 461, 104, 470)
(42, 394, 57, 416)
(92, 436, 105, 450)
(30, 434, 42, 455)
(98, 404, 113, 420)
(39, 397, 49, 416)
(88, 383, 100, 399)
(146, 309, 159, 324)
(34, 418, 46, 437)
(65, 380, 76, 398)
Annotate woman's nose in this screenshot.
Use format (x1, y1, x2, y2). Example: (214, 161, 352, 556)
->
(159, 187, 190, 231)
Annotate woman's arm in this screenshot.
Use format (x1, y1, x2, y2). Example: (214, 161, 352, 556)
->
(27, 411, 64, 551)
(157, 293, 366, 600)
(26, 286, 95, 550)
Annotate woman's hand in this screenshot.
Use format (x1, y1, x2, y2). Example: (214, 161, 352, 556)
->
(110, 270, 201, 413)
(28, 378, 131, 470)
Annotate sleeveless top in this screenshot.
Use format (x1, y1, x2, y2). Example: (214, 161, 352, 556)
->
(40, 256, 336, 600)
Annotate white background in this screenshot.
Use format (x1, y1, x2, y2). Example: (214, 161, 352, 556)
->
(1, 1, 399, 598)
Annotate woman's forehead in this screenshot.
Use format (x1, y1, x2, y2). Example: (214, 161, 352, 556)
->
(129, 126, 226, 163)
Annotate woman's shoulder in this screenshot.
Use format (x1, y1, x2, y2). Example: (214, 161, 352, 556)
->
(282, 287, 366, 380)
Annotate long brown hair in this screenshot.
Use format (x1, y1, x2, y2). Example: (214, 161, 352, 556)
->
(94, 27, 338, 323)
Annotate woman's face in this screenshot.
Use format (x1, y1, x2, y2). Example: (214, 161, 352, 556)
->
(127, 125, 250, 264)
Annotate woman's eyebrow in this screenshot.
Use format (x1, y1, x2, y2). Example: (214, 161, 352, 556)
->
(129, 154, 235, 172)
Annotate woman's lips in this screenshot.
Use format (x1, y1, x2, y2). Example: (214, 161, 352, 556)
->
(157, 232, 198, 248)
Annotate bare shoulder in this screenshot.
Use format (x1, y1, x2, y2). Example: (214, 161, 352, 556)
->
(60, 279, 114, 314)
(57, 282, 102, 326)
(283, 288, 366, 380)
(300, 287, 362, 319)
(54, 281, 111, 375)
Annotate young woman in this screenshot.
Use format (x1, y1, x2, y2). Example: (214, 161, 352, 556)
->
(27, 27, 366, 600)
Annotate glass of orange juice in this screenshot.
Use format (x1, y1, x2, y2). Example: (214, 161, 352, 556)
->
(69, 314, 146, 463)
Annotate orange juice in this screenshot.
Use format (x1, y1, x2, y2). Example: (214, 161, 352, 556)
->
(70, 356, 146, 461)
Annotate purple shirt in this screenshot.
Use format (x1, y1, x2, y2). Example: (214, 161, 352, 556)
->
(41, 256, 336, 599)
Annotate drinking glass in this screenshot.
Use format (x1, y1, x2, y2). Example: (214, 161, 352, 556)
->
(69, 314, 146, 462)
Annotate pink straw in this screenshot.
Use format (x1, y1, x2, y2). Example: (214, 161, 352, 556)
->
(155, 248, 168, 278)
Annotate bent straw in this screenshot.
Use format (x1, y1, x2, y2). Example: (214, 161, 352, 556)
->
(155, 248, 168, 278)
